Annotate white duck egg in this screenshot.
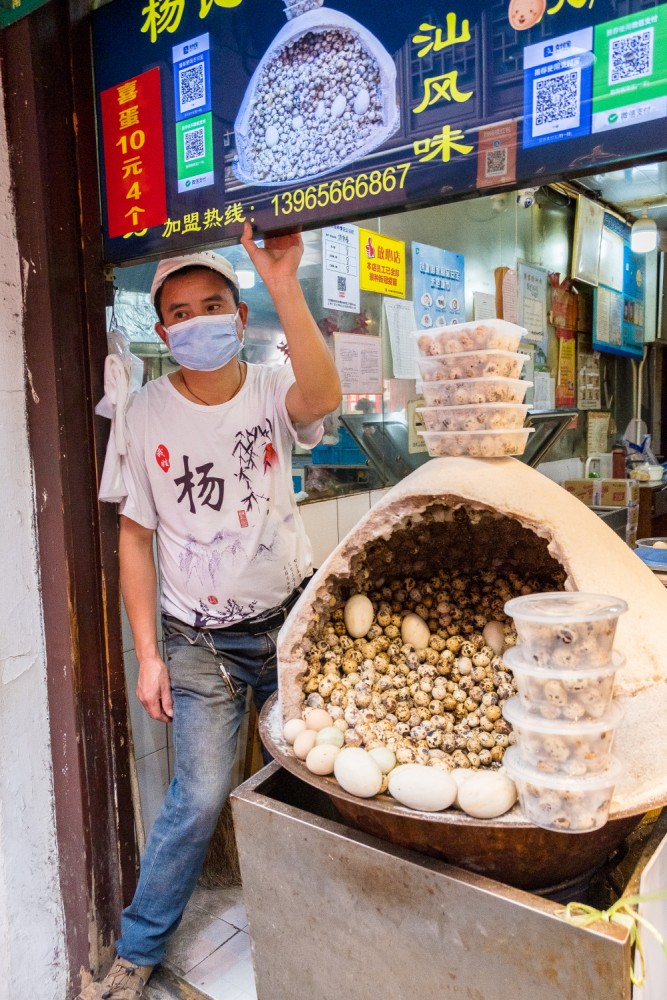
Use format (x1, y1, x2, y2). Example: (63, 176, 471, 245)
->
(265, 124, 280, 148)
(354, 89, 370, 115)
(483, 620, 506, 655)
(450, 767, 475, 808)
(334, 747, 383, 798)
(331, 94, 347, 118)
(315, 725, 345, 749)
(456, 771, 517, 819)
(283, 718, 306, 745)
(344, 594, 374, 639)
(306, 744, 340, 776)
(388, 764, 457, 812)
(368, 747, 397, 775)
(401, 613, 431, 650)
(293, 729, 317, 760)
(305, 708, 334, 732)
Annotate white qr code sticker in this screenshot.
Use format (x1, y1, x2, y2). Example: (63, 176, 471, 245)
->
(178, 62, 206, 114)
(609, 28, 653, 85)
(184, 126, 205, 162)
(532, 68, 581, 137)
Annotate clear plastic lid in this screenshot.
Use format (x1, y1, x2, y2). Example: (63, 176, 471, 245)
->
(503, 745, 623, 790)
(504, 592, 628, 623)
(502, 694, 623, 734)
(503, 645, 625, 678)
(416, 403, 530, 415)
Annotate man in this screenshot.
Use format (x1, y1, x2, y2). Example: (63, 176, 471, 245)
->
(81, 223, 341, 999)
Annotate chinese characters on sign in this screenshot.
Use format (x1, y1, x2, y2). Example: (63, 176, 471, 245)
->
(359, 229, 406, 299)
(100, 68, 167, 238)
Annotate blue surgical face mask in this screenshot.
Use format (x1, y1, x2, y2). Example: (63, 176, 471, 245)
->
(165, 312, 244, 371)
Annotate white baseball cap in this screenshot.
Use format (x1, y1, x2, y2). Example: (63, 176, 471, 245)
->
(150, 250, 240, 305)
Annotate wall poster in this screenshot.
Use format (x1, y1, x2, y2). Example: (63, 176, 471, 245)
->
(411, 242, 465, 331)
(593, 213, 646, 358)
(92, 0, 667, 263)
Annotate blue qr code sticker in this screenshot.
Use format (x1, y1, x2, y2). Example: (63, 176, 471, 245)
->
(179, 62, 206, 114)
(533, 68, 580, 135)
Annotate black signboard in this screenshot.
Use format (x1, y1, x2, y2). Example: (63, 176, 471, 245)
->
(92, 0, 667, 263)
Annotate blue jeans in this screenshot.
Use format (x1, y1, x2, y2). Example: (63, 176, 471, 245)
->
(116, 617, 280, 966)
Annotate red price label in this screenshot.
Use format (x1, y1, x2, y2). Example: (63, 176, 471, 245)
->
(100, 67, 167, 239)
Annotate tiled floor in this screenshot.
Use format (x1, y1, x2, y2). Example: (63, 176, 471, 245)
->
(161, 885, 257, 1000)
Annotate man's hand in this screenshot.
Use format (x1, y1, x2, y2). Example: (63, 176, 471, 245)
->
(240, 221, 303, 288)
(137, 654, 174, 722)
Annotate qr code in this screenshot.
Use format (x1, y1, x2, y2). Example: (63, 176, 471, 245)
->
(179, 62, 206, 114)
(533, 68, 580, 136)
(184, 127, 205, 162)
(609, 29, 653, 85)
(337, 275, 347, 292)
(485, 147, 507, 177)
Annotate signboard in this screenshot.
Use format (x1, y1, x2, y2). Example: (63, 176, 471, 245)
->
(322, 224, 360, 313)
(358, 229, 405, 298)
(99, 68, 167, 238)
(0, 0, 50, 28)
(412, 242, 464, 329)
(92, 0, 667, 263)
(593, 213, 646, 358)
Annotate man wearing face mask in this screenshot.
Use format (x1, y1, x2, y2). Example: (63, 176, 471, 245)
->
(82, 224, 341, 999)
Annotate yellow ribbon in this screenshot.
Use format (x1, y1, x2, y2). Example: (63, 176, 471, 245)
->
(561, 891, 667, 987)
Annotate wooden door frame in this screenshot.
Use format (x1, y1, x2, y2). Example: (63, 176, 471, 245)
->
(1, 1, 137, 993)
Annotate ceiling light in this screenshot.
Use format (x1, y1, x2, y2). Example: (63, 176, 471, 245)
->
(236, 268, 256, 289)
(630, 210, 657, 253)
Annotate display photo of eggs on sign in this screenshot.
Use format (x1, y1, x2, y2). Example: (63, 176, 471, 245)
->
(412, 242, 465, 332)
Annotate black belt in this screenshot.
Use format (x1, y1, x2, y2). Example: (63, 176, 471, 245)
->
(172, 574, 313, 637)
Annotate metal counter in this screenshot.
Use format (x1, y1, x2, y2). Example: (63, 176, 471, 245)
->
(230, 764, 665, 1000)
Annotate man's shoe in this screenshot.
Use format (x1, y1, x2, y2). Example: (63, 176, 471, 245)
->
(76, 957, 154, 999)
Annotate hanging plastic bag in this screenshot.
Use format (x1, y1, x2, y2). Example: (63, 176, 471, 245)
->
(233, 0, 399, 185)
(95, 326, 144, 503)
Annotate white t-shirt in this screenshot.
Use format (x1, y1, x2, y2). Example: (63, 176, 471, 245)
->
(119, 363, 322, 628)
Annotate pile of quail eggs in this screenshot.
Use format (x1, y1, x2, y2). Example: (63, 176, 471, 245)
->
(283, 565, 571, 817)
(243, 28, 384, 182)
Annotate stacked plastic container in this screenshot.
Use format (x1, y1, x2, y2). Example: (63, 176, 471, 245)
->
(501, 592, 629, 834)
(415, 319, 533, 458)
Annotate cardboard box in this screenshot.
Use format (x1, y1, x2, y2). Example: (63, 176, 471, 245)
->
(563, 479, 599, 506)
(599, 479, 639, 508)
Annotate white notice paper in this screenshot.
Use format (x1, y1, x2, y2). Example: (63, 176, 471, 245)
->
(473, 291, 497, 320)
(502, 269, 518, 325)
(333, 333, 383, 394)
(533, 371, 555, 410)
(384, 298, 419, 379)
(322, 224, 360, 314)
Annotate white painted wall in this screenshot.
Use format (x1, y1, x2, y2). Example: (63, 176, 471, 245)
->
(0, 74, 67, 997)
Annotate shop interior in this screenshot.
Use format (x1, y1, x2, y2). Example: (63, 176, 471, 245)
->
(112, 162, 666, 999)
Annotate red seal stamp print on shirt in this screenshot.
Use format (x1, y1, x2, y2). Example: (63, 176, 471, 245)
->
(155, 444, 170, 472)
(263, 442, 277, 473)
(208, 595, 218, 605)
(238, 510, 249, 528)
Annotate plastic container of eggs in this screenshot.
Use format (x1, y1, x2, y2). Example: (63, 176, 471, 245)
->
(417, 351, 529, 383)
(417, 403, 529, 433)
(418, 377, 532, 407)
(503, 745, 623, 833)
(502, 647, 624, 721)
(415, 319, 526, 357)
(503, 592, 628, 667)
(502, 696, 622, 776)
(419, 427, 534, 459)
